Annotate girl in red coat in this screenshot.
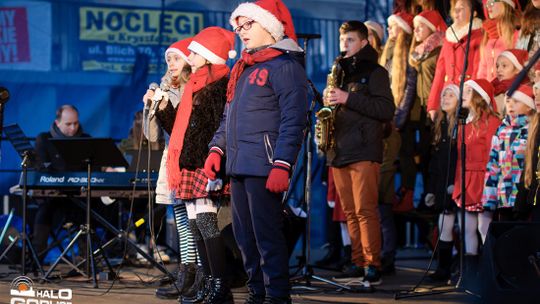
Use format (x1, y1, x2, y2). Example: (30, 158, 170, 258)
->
(477, 0, 520, 81)
(427, 0, 484, 121)
(452, 79, 500, 263)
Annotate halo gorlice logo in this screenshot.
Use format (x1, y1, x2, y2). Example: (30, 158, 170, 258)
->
(10, 276, 73, 304)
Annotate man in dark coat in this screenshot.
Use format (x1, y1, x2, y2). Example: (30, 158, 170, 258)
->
(326, 21, 395, 286)
(32, 105, 90, 260)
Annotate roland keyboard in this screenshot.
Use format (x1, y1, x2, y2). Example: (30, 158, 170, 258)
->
(23, 171, 158, 189)
(20, 171, 158, 198)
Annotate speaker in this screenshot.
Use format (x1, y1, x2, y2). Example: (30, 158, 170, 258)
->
(480, 222, 540, 303)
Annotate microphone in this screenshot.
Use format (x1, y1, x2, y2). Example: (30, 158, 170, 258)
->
(148, 82, 159, 91)
(146, 82, 161, 118)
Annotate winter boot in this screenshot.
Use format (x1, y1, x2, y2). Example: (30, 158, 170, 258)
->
(205, 277, 233, 304)
(156, 262, 197, 299)
(428, 241, 453, 282)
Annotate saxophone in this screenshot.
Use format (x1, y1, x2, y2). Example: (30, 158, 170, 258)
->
(315, 61, 342, 154)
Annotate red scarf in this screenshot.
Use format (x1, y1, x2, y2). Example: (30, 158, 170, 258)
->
(226, 48, 283, 102)
(491, 74, 530, 95)
(167, 64, 229, 192)
(483, 19, 500, 40)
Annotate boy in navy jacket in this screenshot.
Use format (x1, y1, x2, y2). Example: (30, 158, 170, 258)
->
(204, 1, 307, 303)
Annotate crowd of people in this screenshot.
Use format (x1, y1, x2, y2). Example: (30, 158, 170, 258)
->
(319, 0, 540, 290)
(27, 0, 540, 303)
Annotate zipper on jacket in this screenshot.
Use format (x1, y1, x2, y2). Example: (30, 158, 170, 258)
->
(264, 133, 274, 165)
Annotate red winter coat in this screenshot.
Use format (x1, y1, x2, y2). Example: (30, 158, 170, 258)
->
(452, 113, 501, 212)
(427, 19, 483, 113)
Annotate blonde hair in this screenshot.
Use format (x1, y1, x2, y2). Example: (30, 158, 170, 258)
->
(481, 2, 518, 51)
(167, 65, 191, 88)
(525, 113, 540, 187)
(380, 30, 412, 106)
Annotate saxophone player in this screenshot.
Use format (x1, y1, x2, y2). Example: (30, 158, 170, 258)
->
(325, 21, 394, 286)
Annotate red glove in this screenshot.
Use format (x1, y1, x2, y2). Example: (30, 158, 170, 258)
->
(266, 162, 291, 193)
(204, 148, 223, 180)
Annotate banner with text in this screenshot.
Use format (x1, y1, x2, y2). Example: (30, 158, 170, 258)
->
(79, 5, 204, 73)
(0, 1, 51, 71)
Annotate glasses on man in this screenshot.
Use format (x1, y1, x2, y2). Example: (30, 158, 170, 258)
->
(234, 20, 255, 34)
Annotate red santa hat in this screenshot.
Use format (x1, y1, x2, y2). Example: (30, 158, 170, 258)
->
(230, 0, 297, 42)
(365, 21, 384, 41)
(165, 37, 193, 63)
(498, 49, 529, 71)
(188, 27, 236, 65)
(509, 85, 535, 110)
(465, 79, 497, 111)
(413, 10, 448, 32)
(388, 11, 414, 34)
(497, 0, 521, 10)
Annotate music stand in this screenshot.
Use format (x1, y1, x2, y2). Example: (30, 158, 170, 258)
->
(45, 138, 128, 288)
(0, 124, 44, 276)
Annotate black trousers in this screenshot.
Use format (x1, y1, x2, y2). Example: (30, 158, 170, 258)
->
(230, 176, 289, 298)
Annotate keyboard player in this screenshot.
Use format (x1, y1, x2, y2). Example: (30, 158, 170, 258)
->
(31, 105, 94, 262)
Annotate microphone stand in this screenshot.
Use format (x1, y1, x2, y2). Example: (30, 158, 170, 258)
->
(396, 5, 477, 299)
(289, 34, 354, 292)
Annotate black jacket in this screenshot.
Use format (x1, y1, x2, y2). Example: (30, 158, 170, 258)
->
(331, 44, 395, 167)
(180, 77, 228, 170)
(427, 113, 457, 212)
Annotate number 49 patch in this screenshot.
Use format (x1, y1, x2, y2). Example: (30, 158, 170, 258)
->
(248, 68, 268, 86)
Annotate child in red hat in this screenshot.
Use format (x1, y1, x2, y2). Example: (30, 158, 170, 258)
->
(162, 26, 235, 304)
(453, 79, 500, 272)
(204, 1, 308, 303)
(483, 85, 535, 220)
(141, 37, 203, 300)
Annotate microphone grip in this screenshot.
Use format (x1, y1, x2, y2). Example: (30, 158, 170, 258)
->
(149, 97, 162, 119)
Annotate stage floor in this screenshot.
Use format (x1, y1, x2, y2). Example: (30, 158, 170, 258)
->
(0, 250, 477, 304)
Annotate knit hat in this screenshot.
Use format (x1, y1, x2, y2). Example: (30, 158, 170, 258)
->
(465, 79, 497, 110)
(509, 85, 535, 110)
(188, 27, 236, 65)
(441, 84, 460, 99)
(413, 10, 448, 32)
(498, 49, 529, 71)
(165, 37, 193, 63)
(388, 11, 414, 34)
(365, 21, 384, 41)
(230, 0, 297, 42)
